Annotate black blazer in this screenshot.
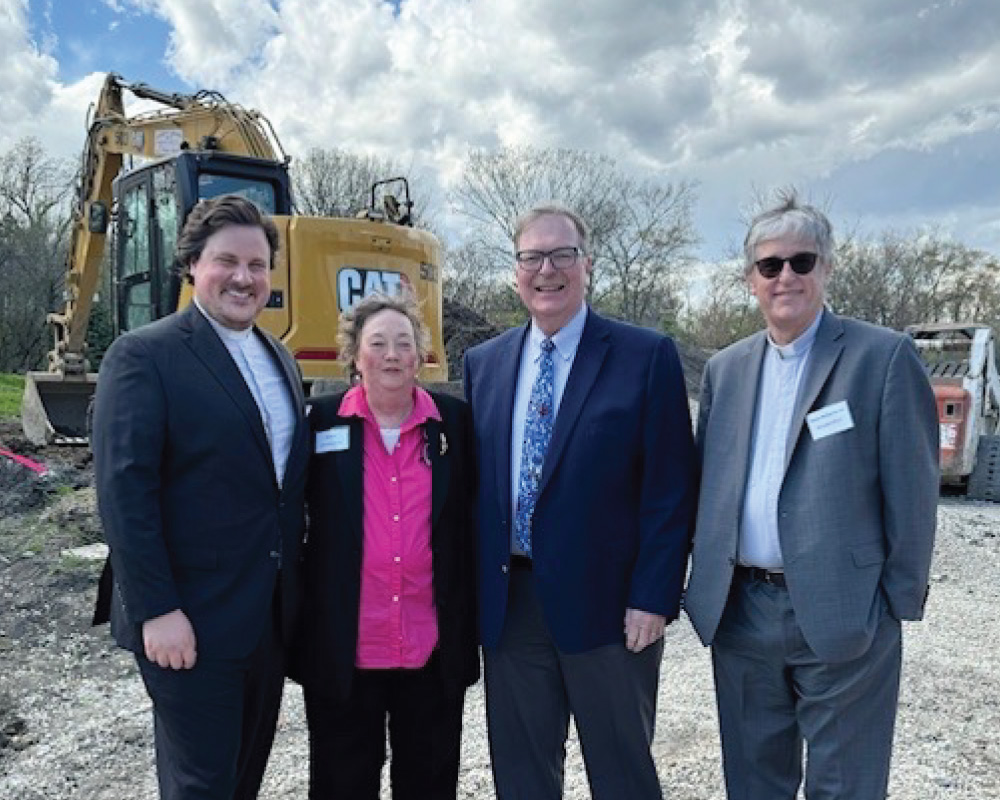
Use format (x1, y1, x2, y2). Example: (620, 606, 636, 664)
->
(289, 389, 479, 702)
(92, 303, 309, 660)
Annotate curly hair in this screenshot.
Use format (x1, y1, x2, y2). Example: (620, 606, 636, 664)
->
(338, 291, 430, 382)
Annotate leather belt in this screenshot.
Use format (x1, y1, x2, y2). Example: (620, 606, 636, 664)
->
(735, 564, 787, 588)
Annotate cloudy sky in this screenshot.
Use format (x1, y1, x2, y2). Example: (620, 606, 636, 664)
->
(4, 0, 999, 261)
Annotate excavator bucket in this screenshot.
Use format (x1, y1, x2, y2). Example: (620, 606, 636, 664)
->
(21, 372, 97, 446)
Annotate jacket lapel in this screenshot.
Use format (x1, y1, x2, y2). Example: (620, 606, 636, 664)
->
(179, 305, 272, 466)
(537, 311, 610, 497)
(424, 417, 450, 527)
(494, 327, 528, 515)
(734, 332, 768, 497)
(784, 310, 846, 471)
(332, 415, 365, 546)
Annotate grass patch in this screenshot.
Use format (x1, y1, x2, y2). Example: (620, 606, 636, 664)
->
(0, 373, 24, 419)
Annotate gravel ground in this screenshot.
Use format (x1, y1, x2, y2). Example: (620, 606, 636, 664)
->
(2, 472, 998, 798)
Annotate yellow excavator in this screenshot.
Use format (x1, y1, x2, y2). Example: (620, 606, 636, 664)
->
(22, 73, 447, 445)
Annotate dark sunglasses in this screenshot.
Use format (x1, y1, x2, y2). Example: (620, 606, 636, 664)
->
(754, 252, 819, 279)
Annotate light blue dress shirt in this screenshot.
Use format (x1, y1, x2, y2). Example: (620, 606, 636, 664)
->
(739, 310, 823, 569)
(509, 303, 588, 555)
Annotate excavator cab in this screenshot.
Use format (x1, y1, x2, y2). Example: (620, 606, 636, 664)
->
(112, 152, 291, 335)
(22, 152, 292, 445)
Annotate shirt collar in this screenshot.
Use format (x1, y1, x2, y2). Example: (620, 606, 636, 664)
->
(529, 302, 587, 363)
(338, 384, 441, 431)
(193, 298, 254, 345)
(767, 307, 823, 360)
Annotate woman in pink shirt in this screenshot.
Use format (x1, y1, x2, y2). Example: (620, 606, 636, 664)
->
(290, 292, 479, 799)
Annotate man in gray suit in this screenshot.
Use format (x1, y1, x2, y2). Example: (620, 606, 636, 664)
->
(685, 191, 939, 799)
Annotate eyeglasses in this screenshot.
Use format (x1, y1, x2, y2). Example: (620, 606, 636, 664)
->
(754, 252, 819, 279)
(515, 246, 583, 272)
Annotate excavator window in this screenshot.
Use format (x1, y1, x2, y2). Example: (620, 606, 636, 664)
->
(119, 182, 155, 332)
(153, 169, 180, 309)
(197, 174, 277, 214)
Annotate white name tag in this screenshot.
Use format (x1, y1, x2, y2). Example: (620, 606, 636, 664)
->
(315, 426, 350, 453)
(806, 400, 854, 441)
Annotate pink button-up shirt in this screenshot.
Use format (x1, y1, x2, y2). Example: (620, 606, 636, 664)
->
(339, 385, 440, 669)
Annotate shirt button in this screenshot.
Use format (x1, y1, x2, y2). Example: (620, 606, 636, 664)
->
(394, 556, 401, 563)
(393, 514, 400, 522)
(501, 564, 509, 574)
(392, 595, 399, 602)
(391, 476, 397, 483)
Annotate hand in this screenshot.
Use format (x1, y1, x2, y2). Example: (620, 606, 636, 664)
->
(143, 609, 197, 669)
(624, 608, 666, 653)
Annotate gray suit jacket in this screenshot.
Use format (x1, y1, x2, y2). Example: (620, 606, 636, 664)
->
(685, 310, 939, 663)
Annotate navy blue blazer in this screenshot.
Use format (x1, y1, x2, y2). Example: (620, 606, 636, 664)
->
(93, 303, 309, 660)
(464, 309, 697, 654)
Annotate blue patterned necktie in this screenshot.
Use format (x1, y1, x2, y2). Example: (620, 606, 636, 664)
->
(515, 338, 556, 557)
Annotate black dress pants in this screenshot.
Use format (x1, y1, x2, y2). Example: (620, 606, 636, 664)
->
(303, 652, 466, 800)
(136, 610, 285, 800)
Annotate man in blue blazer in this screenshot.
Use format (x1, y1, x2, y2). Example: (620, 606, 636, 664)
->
(685, 192, 939, 799)
(93, 196, 309, 799)
(464, 205, 697, 799)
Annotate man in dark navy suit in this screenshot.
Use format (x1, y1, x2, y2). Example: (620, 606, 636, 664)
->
(463, 205, 697, 799)
(93, 195, 309, 799)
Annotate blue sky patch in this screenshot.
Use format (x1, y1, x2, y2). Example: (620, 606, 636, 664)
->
(27, 1, 187, 91)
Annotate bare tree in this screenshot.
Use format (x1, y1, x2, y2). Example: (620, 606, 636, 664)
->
(442, 241, 505, 315)
(290, 147, 434, 224)
(828, 231, 1000, 331)
(679, 262, 762, 350)
(0, 138, 72, 372)
(449, 146, 699, 329)
(590, 179, 698, 329)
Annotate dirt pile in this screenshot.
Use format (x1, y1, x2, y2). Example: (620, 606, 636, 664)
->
(0, 421, 94, 524)
(442, 298, 504, 380)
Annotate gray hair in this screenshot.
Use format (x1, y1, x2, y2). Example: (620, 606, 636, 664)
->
(743, 190, 834, 275)
(513, 204, 591, 253)
(337, 291, 430, 382)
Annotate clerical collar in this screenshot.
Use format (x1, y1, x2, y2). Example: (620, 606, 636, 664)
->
(193, 298, 254, 344)
(768, 309, 823, 360)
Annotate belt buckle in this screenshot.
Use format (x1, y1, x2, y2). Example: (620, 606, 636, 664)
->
(759, 568, 785, 588)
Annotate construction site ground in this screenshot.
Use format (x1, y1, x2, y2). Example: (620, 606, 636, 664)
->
(2, 414, 999, 799)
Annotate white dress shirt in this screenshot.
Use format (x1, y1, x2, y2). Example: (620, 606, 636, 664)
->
(195, 300, 296, 486)
(739, 310, 823, 569)
(509, 303, 588, 555)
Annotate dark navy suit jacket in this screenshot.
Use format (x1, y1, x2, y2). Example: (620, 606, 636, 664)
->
(93, 303, 309, 660)
(464, 308, 697, 654)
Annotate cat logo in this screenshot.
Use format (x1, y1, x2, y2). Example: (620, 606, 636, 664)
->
(337, 268, 409, 313)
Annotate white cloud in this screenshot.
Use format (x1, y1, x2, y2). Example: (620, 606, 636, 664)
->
(0, 0, 60, 152)
(4, 0, 999, 258)
(116, 0, 280, 85)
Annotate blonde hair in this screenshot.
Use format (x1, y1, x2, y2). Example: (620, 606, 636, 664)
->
(337, 291, 430, 381)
